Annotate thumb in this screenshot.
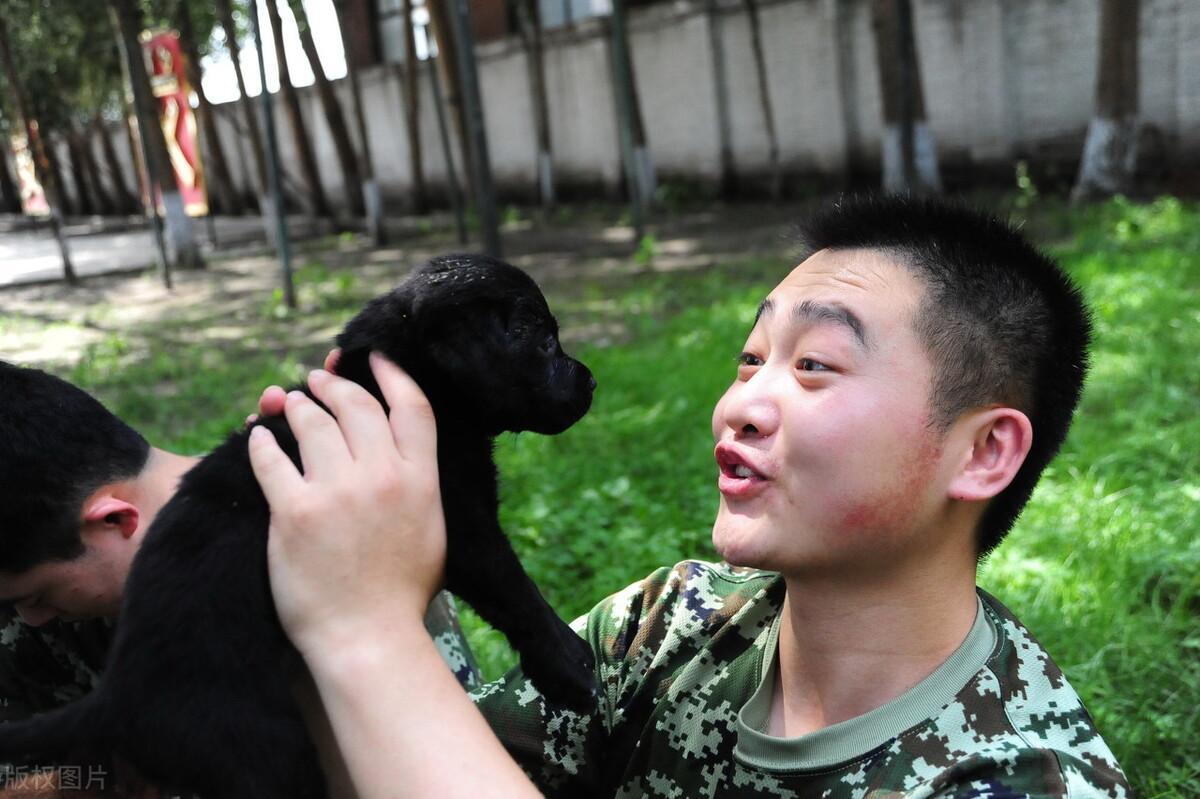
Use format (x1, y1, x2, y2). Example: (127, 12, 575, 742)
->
(247, 425, 303, 507)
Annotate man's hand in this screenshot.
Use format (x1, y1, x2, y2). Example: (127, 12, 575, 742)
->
(247, 352, 447, 657)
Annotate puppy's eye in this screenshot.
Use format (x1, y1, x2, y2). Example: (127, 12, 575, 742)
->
(539, 336, 557, 355)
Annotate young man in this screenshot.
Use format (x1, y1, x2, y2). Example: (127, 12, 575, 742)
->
(0, 359, 476, 794)
(249, 196, 1131, 797)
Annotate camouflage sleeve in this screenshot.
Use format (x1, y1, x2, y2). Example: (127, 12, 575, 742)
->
(423, 591, 482, 691)
(471, 566, 684, 798)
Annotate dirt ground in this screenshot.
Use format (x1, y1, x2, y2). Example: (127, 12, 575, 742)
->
(0, 203, 806, 369)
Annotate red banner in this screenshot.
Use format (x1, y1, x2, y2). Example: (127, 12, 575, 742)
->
(141, 30, 207, 215)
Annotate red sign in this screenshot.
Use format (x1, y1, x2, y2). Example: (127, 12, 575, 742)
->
(142, 30, 207, 215)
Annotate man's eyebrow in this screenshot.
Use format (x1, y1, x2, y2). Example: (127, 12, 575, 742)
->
(755, 298, 872, 350)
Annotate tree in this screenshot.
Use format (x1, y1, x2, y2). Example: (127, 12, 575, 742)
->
(706, 0, 734, 197)
(263, 0, 332, 219)
(446, 0, 500, 256)
(398, 0, 426, 213)
(0, 126, 21, 213)
(0, 15, 77, 282)
(214, 0, 269, 205)
(870, 0, 940, 193)
(63, 129, 97, 214)
(608, 0, 649, 235)
(93, 107, 139, 214)
(67, 121, 110, 215)
(744, 0, 779, 198)
(109, 0, 204, 270)
(512, 0, 554, 208)
(290, 0, 364, 218)
(1073, 0, 1140, 200)
(333, 0, 385, 243)
(426, 0, 474, 197)
(175, 0, 244, 216)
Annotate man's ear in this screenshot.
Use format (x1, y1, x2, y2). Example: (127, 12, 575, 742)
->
(946, 407, 1033, 502)
(82, 496, 140, 540)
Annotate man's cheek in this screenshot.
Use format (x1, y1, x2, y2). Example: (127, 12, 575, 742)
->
(834, 437, 943, 539)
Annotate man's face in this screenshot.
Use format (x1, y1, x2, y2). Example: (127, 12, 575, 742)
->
(711, 248, 958, 576)
(0, 534, 127, 626)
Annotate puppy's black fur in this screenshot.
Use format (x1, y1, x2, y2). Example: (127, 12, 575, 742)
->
(0, 255, 597, 798)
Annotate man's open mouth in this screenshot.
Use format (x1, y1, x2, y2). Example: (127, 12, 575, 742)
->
(715, 443, 771, 498)
(715, 444, 767, 479)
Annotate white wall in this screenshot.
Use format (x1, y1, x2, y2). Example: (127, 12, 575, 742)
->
(85, 0, 1200, 211)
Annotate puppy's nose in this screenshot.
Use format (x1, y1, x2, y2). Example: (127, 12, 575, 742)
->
(588, 375, 597, 392)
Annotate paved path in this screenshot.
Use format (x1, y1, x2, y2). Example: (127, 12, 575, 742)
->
(0, 216, 275, 287)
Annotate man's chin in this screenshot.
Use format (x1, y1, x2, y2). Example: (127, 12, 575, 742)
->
(712, 521, 772, 570)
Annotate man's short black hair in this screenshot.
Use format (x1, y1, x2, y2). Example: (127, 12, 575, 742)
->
(0, 362, 150, 573)
(795, 195, 1092, 558)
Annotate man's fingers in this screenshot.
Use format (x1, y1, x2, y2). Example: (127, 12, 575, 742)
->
(323, 348, 341, 374)
(248, 426, 305, 506)
(369, 352, 437, 463)
(258, 385, 288, 417)
(283, 390, 351, 480)
(305, 369, 394, 465)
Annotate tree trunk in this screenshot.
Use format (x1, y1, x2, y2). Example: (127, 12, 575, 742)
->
(46, 135, 77, 216)
(744, 0, 780, 198)
(72, 123, 115, 216)
(1073, 0, 1140, 201)
(514, 0, 554, 208)
(0, 17, 76, 282)
(264, 0, 333, 219)
(333, 0, 384, 243)
(608, 0, 646, 236)
(249, 0, 297, 308)
(215, 0, 268, 205)
(614, 0, 654, 205)
(93, 110, 139, 214)
(0, 139, 21, 213)
(830, 0, 866, 185)
(79, 125, 117, 215)
(706, 0, 735, 197)
(870, 0, 940, 193)
(290, 0, 364, 218)
(614, 0, 652, 226)
(447, 0, 501, 256)
(400, 0, 427, 213)
(109, 0, 204, 270)
(426, 0, 475, 195)
(176, 1, 243, 216)
(64, 130, 98, 215)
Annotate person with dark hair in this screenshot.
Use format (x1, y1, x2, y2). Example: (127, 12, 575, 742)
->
(0, 362, 184, 683)
(250, 195, 1130, 797)
(0, 362, 193, 790)
(0, 360, 478, 794)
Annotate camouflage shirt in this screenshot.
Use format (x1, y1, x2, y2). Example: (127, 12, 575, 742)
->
(0, 609, 110, 723)
(474, 561, 1132, 799)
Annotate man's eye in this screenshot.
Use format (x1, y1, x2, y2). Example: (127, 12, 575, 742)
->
(736, 352, 762, 367)
(798, 358, 831, 372)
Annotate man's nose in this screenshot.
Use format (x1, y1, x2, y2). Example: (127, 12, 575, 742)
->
(723, 373, 782, 439)
(15, 603, 58, 628)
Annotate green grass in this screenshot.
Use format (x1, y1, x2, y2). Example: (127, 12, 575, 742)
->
(24, 196, 1199, 797)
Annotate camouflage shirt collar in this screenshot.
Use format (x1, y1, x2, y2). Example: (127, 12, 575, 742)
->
(733, 591, 996, 772)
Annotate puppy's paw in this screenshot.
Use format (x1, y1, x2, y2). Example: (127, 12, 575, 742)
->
(521, 626, 598, 712)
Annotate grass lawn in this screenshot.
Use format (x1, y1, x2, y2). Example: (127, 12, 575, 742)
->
(6, 194, 1196, 796)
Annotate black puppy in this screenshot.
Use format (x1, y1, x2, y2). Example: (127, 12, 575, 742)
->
(0, 255, 597, 798)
